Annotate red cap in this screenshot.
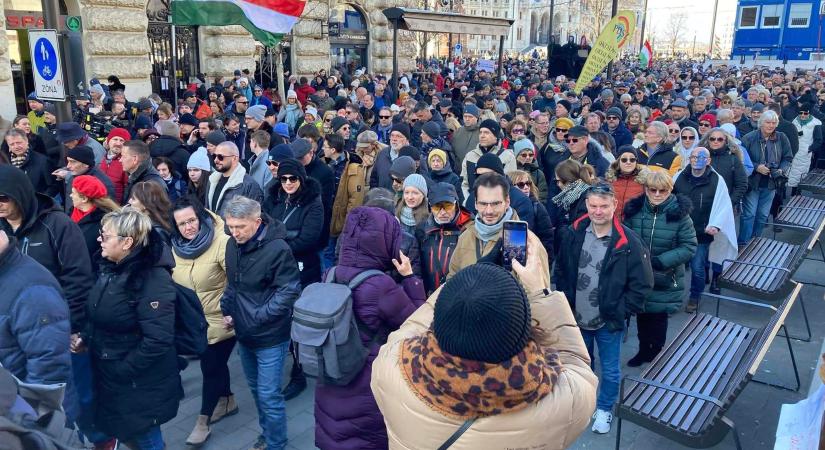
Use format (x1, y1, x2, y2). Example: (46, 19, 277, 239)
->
(72, 175, 107, 199)
(106, 127, 132, 144)
(699, 113, 717, 128)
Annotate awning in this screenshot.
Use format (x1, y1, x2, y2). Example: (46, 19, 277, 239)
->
(382, 7, 513, 36)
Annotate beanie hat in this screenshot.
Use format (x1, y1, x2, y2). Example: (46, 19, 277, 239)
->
(391, 122, 411, 141)
(273, 122, 290, 138)
(276, 158, 307, 182)
(422, 121, 441, 139)
(402, 173, 428, 197)
(187, 149, 211, 171)
(475, 152, 504, 175)
(290, 139, 313, 159)
(305, 106, 318, 119)
(287, 89, 298, 100)
(245, 105, 267, 122)
(479, 119, 501, 137)
(615, 144, 638, 159)
(463, 103, 480, 118)
(72, 175, 107, 199)
(513, 138, 535, 157)
(720, 123, 738, 138)
(389, 155, 416, 179)
(554, 117, 575, 129)
(331, 116, 349, 133)
(134, 115, 153, 131)
(433, 263, 531, 363)
(178, 113, 199, 127)
(699, 113, 717, 127)
(606, 106, 623, 119)
(42, 103, 56, 116)
(66, 145, 96, 167)
(428, 182, 458, 205)
(427, 149, 448, 168)
(268, 143, 295, 163)
(398, 145, 421, 161)
(206, 130, 226, 146)
(156, 120, 180, 138)
(106, 127, 131, 143)
(556, 99, 572, 113)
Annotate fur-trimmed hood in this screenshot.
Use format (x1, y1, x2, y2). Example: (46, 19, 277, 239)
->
(623, 193, 693, 222)
(605, 162, 648, 183)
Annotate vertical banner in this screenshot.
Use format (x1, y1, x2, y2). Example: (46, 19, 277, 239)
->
(573, 11, 636, 93)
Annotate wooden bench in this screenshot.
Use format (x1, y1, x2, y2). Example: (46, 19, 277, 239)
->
(799, 169, 825, 194)
(774, 195, 825, 262)
(614, 283, 804, 450)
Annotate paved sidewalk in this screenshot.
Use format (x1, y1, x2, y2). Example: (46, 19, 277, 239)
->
(162, 232, 825, 450)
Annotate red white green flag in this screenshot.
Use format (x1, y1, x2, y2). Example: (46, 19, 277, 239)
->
(172, 0, 306, 46)
(639, 40, 653, 68)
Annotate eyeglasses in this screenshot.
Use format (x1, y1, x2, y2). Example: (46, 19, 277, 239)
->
(699, 122, 712, 127)
(391, 176, 404, 184)
(266, 160, 279, 167)
(518, 151, 534, 158)
(668, 129, 680, 134)
(565, 138, 580, 144)
(379, 115, 392, 119)
(98, 229, 124, 242)
(476, 200, 504, 210)
(212, 154, 234, 161)
(515, 180, 532, 189)
(607, 116, 620, 120)
(280, 175, 299, 183)
(620, 157, 637, 163)
(176, 217, 198, 228)
(708, 137, 726, 143)
(681, 135, 696, 141)
(511, 128, 525, 134)
(800, 111, 810, 116)
(647, 187, 670, 195)
(621, 101, 631, 105)
(431, 202, 456, 213)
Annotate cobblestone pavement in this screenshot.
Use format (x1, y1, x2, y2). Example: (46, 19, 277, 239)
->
(162, 230, 825, 450)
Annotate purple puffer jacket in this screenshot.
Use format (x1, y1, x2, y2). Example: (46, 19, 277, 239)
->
(314, 206, 426, 450)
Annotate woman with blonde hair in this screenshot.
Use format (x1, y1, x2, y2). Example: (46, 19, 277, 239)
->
(322, 110, 337, 135)
(70, 174, 121, 273)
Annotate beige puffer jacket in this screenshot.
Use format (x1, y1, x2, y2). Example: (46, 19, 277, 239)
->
(371, 286, 598, 449)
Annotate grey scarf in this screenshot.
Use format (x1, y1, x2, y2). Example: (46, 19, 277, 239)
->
(474, 207, 514, 243)
(171, 214, 215, 260)
(552, 180, 590, 211)
(399, 206, 417, 227)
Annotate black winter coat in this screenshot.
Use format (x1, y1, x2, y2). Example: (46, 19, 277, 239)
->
(123, 160, 167, 206)
(709, 146, 748, 205)
(221, 216, 302, 348)
(418, 208, 473, 293)
(264, 178, 325, 288)
(150, 136, 191, 176)
(673, 169, 721, 244)
(15, 150, 53, 195)
(76, 207, 106, 274)
(554, 215, 653, 331)
(305, 155, 335, 244)
(83, 233, 182, 441)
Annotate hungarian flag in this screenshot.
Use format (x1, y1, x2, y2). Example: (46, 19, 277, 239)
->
(639, 40, 653, 68)
(172, 0, 306, 46)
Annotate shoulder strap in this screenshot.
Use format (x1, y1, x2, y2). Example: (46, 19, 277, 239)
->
(437, 418, 477, 450)
(347, 269, 386, 290)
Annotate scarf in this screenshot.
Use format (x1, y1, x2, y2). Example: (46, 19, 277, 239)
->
(474, 207, 513, 243)
(71, 205, 96, 224)
(171, 214, 216, 259)
(552, 179, 590, 211)
(399, 206, 417, 227)
(399, 331, 562, 419)
(10, 152, 27, 168)
(798, 115, 814, 127)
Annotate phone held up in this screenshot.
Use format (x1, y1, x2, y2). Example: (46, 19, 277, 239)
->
(501, 220, 528, 271)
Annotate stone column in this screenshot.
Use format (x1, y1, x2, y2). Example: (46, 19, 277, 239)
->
(292, 0, 329, 79)
(199, 25, 256, 78)
(80, 0, 152, 99)
(368, 0, 416, 76)
(0, 7, 15, 120)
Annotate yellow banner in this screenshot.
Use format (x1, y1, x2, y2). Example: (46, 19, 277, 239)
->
(574, 10, 636, 93)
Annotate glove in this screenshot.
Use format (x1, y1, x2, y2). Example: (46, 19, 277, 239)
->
(651, 256, 664, 270)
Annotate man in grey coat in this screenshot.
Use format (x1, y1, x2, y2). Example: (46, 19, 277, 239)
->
(207, 141, 264, 217)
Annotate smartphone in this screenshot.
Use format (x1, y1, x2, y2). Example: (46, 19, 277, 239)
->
(501, 220, 528, 271)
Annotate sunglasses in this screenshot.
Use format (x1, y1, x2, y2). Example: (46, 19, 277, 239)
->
(800, 111, 810, 115)
(607, 116, 620, 120)
(266, 160, 279, 167)
(647, 188, 670, 195)
(518, 152, 534, 158)
(431, 202, 456, 213)
(565, 138, 580, 144)
(512, 128, 525, 134)
(379, 115, 392, 119)
(391, 176, 404, 184)
(681, 135, 696, 141)
(236, 101, 248, 105)
(668, 129, 680, 134)
(554, 128, 569, 134)
(212, 153, 233, 161)
(708, 137, 726, 142)
(620, 157, 637, 163)
(280, 175, 299, 183)
(699, 122, 712, 127)
(515, 180, 532, 189)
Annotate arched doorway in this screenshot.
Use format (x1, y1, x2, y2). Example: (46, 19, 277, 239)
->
(539, 13, 549, 44)
(329, 3, 369, 78)
(529, 11, 538, 44)
(146, 0, 200, 103)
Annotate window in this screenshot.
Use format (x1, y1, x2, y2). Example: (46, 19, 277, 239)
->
(517, 27, 522, 40)
(739, 6, 758, 28)
(761, 4, 782, 28)
(789, 3, 812, 27)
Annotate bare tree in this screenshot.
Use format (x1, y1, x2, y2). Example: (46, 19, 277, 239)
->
(664, 13, 687, 55)
(582, 0, 643, 40)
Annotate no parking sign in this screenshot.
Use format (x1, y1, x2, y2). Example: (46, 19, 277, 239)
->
(28, 29, 65, 101)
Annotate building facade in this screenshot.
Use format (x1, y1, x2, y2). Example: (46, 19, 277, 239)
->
(0, 0, 416, 120)
(732, 0, 825, 60)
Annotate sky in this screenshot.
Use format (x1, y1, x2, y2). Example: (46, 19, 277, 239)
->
(644, 0, 738, 47)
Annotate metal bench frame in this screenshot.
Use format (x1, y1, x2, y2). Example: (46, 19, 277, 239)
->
(614, 283, 803, 450)
(770, 195, 825, 262)
(799, 168, 825, 195)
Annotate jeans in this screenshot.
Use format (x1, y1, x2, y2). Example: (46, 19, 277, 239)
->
(200, 337, 236, 416)
(130, 425, 164, 450)
(739, 187, 775, 244)
(71, 352, 109, 444)
(580, 327, 623, 412)
(689, 243, 710, 299)
(239, 341, 289, 450)
(321, 236, 338, 271)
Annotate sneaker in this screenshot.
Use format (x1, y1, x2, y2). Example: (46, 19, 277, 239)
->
(250, 435, 266, 450)
(592, 409, 613, 434)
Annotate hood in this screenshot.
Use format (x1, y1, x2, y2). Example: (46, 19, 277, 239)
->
(624, 193, 692, 222)
(0, 166, 42, 233)
(150, 135, 186, 156)
(243, 213, 288, 252)
(605, 162, 647, 183)
(271, 176, 321, 206)
(337, 206, 402, 271)
(571, 214, 629, 250)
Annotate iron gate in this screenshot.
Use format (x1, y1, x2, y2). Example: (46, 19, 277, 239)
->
(147, 0, 200, 103)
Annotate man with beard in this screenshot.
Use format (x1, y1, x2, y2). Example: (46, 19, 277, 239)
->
(206, 141, 264, 217)
(371, 122, 411, 190)
(668, 99, 699, 130)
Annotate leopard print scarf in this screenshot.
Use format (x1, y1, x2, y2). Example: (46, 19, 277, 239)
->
(400, 331, 563, 419)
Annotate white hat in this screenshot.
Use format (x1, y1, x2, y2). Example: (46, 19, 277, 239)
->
(351, 80, 360, 88)
(305, 106, 318, 118)
(187, 148, 211, 172)
(390, 104, 401, 113)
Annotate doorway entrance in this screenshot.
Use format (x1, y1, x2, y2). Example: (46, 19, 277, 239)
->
(328, 3, 368, 77)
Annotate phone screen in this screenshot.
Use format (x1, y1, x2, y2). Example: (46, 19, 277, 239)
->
(502, 220, 528, 271)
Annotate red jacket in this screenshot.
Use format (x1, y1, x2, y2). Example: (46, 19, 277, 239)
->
(608, 167, 646, 223)
(296, 84, 316, 106)
(99, 154, 128, 204)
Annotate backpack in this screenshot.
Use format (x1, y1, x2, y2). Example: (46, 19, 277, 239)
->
(291, 267, 385, 386)
(128, 282, 209, 357)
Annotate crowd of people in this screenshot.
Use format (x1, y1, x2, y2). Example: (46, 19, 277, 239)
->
(1, 57, 823, 450)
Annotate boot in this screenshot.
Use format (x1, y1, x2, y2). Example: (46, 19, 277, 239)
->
(709, 274, 721, 295)
(282, 367, 307, 401)
(210, 394, 239, 424)
(686, 297, 699, 313)
(185, 415, 211, 446)
(627, 344, 654, 367)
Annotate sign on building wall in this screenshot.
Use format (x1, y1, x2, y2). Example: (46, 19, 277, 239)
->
(28, 29, 66, 101)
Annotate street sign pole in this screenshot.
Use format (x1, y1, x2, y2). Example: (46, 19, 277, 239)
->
(41, 0, 71, 123)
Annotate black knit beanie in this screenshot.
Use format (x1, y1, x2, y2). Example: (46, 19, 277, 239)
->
(479, 119, 501, 137)
(276, 158, 307, 183)
(433, 263, 531, 363)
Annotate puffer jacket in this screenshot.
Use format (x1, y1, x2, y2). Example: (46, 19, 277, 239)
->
(315, 206, 426, 450)
(263, 178, 325, 288)
(330, 158, 369, 237)
(371, 288, 598, 450)
(171, 212, 234, 345)
(83, 232, 182, 441)
(709, 144, 748, 205)
(418, 208, 473, 293)
(623, 195, 697, 314)
(606, 163, 647, 222)
(220, 215, 302, 349)
(460, 143, 517, 198)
